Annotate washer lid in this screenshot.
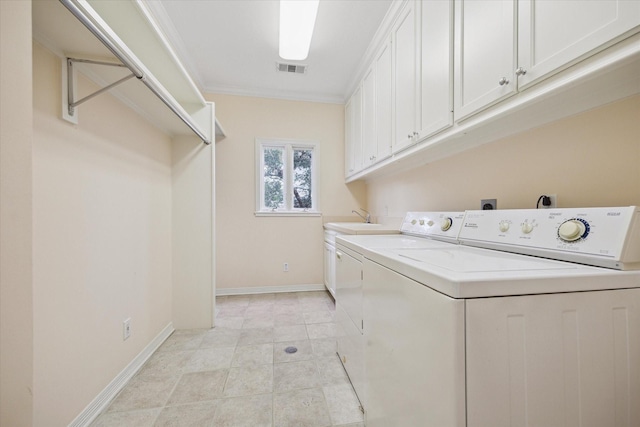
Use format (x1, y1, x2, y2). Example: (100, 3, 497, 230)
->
(395, 247, 577, 273)
(367, 245, 640, 298)
(336, 234, 456, 251)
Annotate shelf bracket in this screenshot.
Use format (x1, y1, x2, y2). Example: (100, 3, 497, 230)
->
(63, 57, 136, 122)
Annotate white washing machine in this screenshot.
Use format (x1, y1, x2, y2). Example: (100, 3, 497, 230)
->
(334, 211, 465, 411)
(357, 206, 640, 427)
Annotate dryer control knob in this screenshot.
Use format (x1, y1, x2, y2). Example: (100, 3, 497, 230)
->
(427, 220, 434, 227)
(440, 218, 453, 231)
(499, 221, 510, 232)
(558, 219, 588, 242)
(521, 222, 534, 234)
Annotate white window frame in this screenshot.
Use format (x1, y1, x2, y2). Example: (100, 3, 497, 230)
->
(255, 138, 320, 216)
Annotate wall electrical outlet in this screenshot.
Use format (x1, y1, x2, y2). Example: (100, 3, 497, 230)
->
(123, 318, 131, 340)
(481, 199, 497, 210)
(543, 194, 557, 209)
(283, 263, 289, 272)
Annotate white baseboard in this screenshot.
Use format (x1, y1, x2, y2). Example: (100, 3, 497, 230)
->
(216, 283, 326, 296)
(68, 322, 175, 427)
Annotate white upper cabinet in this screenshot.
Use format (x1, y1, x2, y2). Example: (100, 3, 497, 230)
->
(392, 1, 419, 153)
(362, 67, 377, 168)
(344, 0, 639, 181)
(454, 0, 517, 121)
(345, 86, 363, 178)
(375, 38, 393, 163)
(418, 0, 454, 139)
(517, 0, 640, 89)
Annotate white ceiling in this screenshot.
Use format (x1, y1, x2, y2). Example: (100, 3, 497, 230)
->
(146, 0, 394, 103)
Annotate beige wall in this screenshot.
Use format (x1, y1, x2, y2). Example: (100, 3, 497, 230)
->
(0, 1, 34, 425)
(367, 95, 640, 217)
(172, 134, 215, 329)
(207, 93, 366, 291)
(32, 43, 173, 425)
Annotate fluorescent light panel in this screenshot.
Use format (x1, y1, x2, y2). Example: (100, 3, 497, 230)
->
(279, 0, 319, 61)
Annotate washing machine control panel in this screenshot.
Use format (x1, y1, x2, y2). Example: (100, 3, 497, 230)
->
(458, 206, 640, 269)
(401, 212, 466, 242)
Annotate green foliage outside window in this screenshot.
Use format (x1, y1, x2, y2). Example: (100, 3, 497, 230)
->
(263, 148, 284, 209)
(293, 149, 312, 208)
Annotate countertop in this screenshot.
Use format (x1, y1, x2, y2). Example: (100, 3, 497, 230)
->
(323, 222, 400, 235)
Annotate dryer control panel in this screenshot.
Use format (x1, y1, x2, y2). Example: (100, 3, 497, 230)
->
(458, 206, 640, 270)
(401, 212, 466, 242)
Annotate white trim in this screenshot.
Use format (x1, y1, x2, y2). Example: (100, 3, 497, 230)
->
(216, 284, 326, 296)
(255, 211, 321, 217)
(255, 138, 319, 214)
(68, 322, 175, 427)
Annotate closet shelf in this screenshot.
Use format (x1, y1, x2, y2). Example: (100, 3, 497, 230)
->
(33, 0, 224, 143)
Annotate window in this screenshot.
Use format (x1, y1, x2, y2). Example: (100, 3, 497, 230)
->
(256, 139, 319, 216)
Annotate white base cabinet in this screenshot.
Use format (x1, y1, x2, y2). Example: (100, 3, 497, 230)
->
(335, 244, 365, 408)
(323, 241, 336, 297)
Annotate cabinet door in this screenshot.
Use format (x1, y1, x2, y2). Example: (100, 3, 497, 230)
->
(418, 0, 454, 139)
(336, 247, 365, 405)
(454, 0, 517, 121)
(393, 1, 419, 153)
(336, 248, 363, 331)
(345, 87, 363, 177)
(362, 66, 377, 168)
(323, 242, 336, 297)
(375, 37, 392, 162)
(336, 302, 365, 410)
(517, 0, 640, 89)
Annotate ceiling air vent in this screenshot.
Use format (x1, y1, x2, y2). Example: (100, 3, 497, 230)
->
(276, 62, 307, 74)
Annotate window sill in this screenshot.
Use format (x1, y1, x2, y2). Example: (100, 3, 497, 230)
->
(255, 211, 322, 217)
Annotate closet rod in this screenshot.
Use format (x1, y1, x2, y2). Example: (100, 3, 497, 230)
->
(59, 0, 212, 145)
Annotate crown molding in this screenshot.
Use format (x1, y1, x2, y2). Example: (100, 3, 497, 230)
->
(204, 84, 345, 105)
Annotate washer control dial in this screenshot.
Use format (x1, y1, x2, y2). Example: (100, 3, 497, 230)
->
(558, 218, 590, 242)
(498, 221, 510, 232)
(440, 217, 453, 231)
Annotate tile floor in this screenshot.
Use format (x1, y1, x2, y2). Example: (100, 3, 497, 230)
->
(91, 291, 364, 427)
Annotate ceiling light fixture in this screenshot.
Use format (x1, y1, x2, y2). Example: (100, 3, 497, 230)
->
(279, 0, 319, 61)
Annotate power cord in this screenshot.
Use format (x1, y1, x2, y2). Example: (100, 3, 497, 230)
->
(536, 195, 551, 209)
